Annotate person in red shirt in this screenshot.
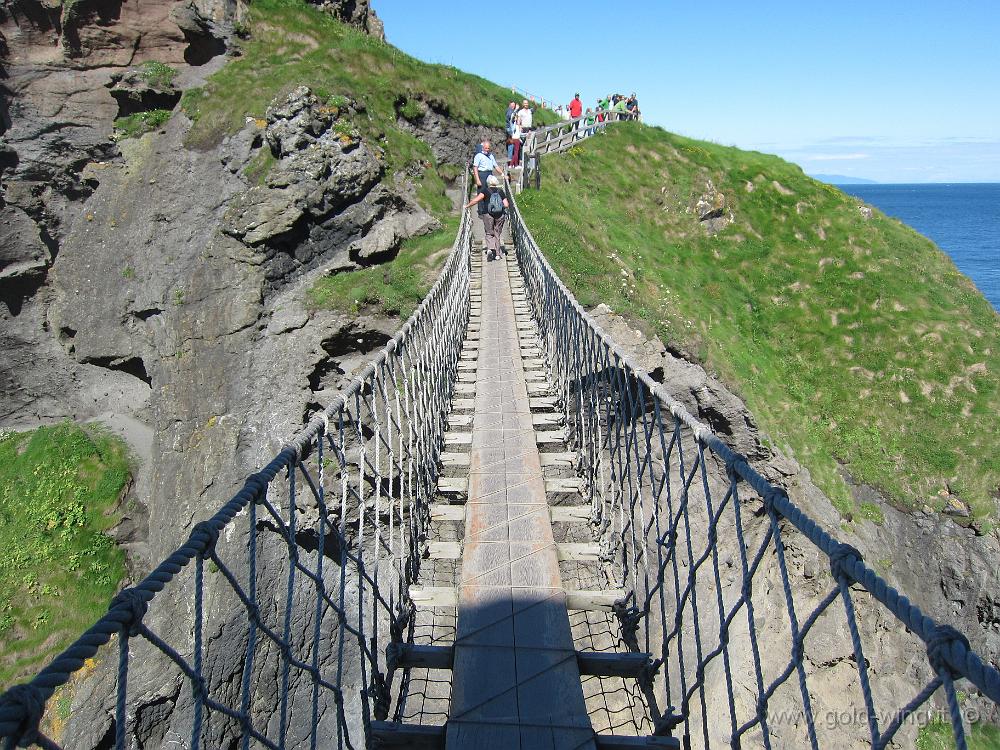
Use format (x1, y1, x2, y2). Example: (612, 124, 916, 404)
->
(569, 93, 583, 119)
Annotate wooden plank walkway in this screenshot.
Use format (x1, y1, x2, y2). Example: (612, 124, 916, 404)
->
(446, 243, 596, 749)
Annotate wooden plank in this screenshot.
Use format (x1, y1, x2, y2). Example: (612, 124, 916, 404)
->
(576, 651, 652, 678)
(370, 721, 446, 749)
(437, 477, 468, 494)
(392, 644, 454, 670)
(409, 586, 457, 608)
(594, 735, 680, 749)
(567, 589, 626, 612)
(431, 504, 465, 522)
(535, 429, 566, 444)
(539, 452, 576, 467)
(532, 413, 562, 427)
(545, 477, 583, 493)
(428, 541, 462, 559)
(550, 505, 592, 523)
(529, 396, 559, 410)
(557, 543, 601, 562)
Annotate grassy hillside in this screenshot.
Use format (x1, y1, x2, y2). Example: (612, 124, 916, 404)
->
(0, 424, 130, 689)
(518, 123, 999, 521)
(181, 0, 554, 219)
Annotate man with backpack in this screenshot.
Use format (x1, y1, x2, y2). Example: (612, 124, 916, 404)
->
(464, 175, 509, 261)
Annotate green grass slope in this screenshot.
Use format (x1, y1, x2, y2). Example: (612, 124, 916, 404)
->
(518, 124, 999, 520)
(0, 424, 130, 689)
(181, 0, 555, 217)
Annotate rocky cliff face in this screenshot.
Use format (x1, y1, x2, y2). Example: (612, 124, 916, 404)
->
(0, 0, 470, 745)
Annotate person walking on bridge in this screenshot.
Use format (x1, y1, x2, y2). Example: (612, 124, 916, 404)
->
(473, 140, 501, 189)
(464, 175, 509, 261)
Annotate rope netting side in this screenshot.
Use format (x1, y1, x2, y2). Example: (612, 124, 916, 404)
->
(508, 191, 1000, 749)
(0, 195, 473, 749)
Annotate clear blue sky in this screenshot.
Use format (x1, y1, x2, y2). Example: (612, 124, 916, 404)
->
(372, 1, 1000, 183)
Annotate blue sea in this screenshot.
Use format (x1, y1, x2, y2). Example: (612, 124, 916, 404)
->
(839, 183, 1000, 312)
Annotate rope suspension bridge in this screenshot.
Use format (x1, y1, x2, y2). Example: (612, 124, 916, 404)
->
(2, 118, 998, 750)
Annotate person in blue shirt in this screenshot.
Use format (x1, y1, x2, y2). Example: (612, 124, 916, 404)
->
(472, 141, 502, 213)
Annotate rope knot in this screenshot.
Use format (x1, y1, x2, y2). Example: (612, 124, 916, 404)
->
(191, 520, 220, 557)
(385, 642, 402, 674)
(762, 486, 789, 513)
(829, 542, 863, 583)
(927, 624, 971, 677)
(725, 452, 748, 482)
(244, 473, 269, 504)
(0, 683, 46, 744)
(111, 587, 149, 638)
(612, 600, 643, 641)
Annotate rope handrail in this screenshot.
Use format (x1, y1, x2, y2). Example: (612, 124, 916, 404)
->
(506, 183, 1000, 749)
(0, 180, 475, 749)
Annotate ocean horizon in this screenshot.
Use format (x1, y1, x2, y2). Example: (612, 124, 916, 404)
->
(839, 182, 1000, 312)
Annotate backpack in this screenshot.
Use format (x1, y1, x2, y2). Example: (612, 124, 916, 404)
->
(487, 190, 505, 217)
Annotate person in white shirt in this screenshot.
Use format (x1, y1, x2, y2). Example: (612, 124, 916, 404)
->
(516, 100, 533, 130)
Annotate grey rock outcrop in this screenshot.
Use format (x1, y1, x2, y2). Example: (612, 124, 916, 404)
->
(693, 179, 734, 233)
(306, 0, 384, 40)
(106, 65, 182, 117)
(223, 86, 438, 281)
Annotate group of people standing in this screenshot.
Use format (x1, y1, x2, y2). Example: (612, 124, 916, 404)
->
(557, 92, 641, 133)
(504, 99, 535, 168)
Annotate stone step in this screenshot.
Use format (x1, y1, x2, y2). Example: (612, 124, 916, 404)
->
(451, 398, 475, 411)
(448, 413, 472, 428)
(440, 452, 470, 467)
